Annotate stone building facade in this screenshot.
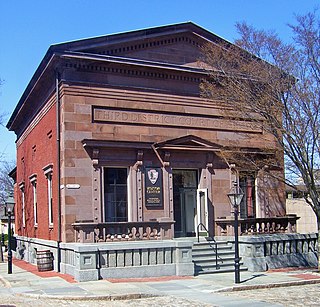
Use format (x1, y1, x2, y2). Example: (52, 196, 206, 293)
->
(7, 22, 289, 280)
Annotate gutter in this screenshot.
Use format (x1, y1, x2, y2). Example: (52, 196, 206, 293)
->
(55, 70, 62, 272)
(6, 53, 57, 131)
(151, 144, 166, 167)
(60, 51, 208, 75)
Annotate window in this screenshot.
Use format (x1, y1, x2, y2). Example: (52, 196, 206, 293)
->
(239, 173, 256, 218)
(19, 181, 25, 227)
(47, 173, 53, 226)
(29, 174, 38, 226)
(43, 164, 53, 227)
(286, 189, 307, 199)
(104, 168, 128, 222)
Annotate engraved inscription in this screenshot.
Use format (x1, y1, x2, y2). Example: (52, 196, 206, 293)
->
(93, 107, 262, 133)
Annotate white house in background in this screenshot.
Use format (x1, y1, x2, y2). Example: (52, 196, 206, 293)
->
(286, 186, 317, 234)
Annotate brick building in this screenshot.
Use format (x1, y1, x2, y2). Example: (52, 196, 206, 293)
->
(7, 22, 296, 280)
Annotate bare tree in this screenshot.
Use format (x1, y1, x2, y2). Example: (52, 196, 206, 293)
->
(0, 160, 14, 206)
(200, 11, 320, 269)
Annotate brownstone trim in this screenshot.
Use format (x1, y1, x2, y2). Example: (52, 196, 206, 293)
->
(42, 163, 53, 177)
(29, 173, 37, 184)
(18, 181, 25, 191)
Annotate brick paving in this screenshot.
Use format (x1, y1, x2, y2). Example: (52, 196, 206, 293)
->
(12, 258, 76, 283)
(225, 283, 320, 306)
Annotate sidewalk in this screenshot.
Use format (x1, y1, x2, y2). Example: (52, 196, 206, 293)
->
(1, 258, 320, 305)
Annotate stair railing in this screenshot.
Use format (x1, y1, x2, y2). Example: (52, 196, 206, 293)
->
(196, 223, 221, 270)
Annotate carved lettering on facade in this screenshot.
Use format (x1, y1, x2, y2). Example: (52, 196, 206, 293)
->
(93, 107, 262, 133)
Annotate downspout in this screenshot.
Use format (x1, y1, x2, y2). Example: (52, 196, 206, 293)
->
(151, 144, 165, 167)
(55, 70, 62, 272)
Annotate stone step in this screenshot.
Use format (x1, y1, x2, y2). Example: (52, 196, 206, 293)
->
(192, 245, 232, 252)
(192, 255, 235, 263)
(192, 238, 247, 275)
(194, 266, 248, 275)
(193, 257, 243, 266)
(192, 249, 234, 257)
(194, 240, 232, 247)
(193, 242, 232, 248)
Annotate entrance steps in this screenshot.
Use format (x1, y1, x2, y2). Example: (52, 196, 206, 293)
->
(192, 238, 248, 275)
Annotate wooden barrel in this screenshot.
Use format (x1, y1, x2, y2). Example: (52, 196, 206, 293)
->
(36, 250, 53, 272)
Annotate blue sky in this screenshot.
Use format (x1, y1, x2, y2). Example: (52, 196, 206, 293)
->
(0, 0, 319, 161)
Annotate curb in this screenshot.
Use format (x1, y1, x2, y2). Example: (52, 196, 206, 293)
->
(0, 276, 11, 288)
(15, 292, 158, 301)
(214, 278, 320, 293)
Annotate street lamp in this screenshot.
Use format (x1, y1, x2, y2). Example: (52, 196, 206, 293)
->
(5, 193, 15, 274)
(227, 182, 244, 284)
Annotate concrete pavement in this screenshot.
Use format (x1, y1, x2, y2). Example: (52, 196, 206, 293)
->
(1, 258, 320, 306)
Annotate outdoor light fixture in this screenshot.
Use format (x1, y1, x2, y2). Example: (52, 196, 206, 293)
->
(227, 182, 244, 284)
(5, 193, 15, 274)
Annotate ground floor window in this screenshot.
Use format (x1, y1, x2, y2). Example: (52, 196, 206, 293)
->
(43, 164, 53, 227)
(239, 172, 256, 218)
(47, 173, 53, 226)
(29, 174, 38, 227)
(104, 167, 128, 222)
(19, 182, 25, 228)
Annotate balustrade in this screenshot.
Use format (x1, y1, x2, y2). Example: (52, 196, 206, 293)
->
(216, 215, 299, 236)
(72, 220, 174, 243)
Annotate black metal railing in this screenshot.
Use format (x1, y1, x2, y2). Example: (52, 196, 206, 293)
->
(196, 223, 221, 270)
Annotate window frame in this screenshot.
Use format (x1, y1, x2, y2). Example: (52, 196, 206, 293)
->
(19, 181, 25, 228)
(43, 164, 53, 227)
(29, 174, 38, 227)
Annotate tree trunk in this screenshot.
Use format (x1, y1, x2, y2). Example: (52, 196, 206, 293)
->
(317, 215, 320, 272)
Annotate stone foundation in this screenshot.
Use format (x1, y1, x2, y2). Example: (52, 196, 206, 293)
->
(239, 233, 318, 271)
(14, 236, 194, 281)
(13, 233, 318, 281)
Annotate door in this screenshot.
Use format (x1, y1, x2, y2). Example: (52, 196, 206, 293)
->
(177, 188, 197, 237)
(196, 188, 208, 237)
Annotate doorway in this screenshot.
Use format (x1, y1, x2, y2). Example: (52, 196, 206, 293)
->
(173, 170, 198, 237)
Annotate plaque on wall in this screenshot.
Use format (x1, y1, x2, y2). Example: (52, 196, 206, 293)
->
(145, 167, 163, 207)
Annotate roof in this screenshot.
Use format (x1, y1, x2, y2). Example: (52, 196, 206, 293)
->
(5, 22, 236, 133)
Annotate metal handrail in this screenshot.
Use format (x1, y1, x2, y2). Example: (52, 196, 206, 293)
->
(197, 222, 213, 243)
(196, 223, 221, 270)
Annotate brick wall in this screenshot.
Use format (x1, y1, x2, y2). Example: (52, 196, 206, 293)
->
(15, 99, 58, 241)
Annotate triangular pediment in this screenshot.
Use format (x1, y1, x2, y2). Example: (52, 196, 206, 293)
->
(154, 135, 222, 151)
(79, 33, 204, 68)
(7, 22, 235, 133)
(51, 22, 230, 69)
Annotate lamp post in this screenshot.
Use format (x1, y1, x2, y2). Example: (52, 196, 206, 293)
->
(5, 193, 15, 274)
(227, 182, 244, 284)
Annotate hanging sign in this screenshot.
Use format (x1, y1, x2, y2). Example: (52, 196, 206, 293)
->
(145, 167, 163, 207)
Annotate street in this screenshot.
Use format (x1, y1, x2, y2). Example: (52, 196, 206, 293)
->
(0, 293, 210, 307)
(225, 283, 320, 306)
(1, 283, 320, 306)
